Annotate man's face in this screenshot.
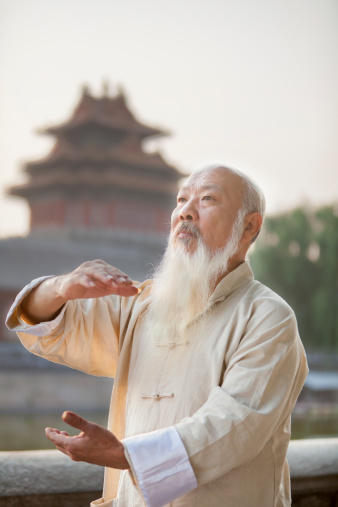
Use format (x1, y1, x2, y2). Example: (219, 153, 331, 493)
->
(171, 167, 244, 254)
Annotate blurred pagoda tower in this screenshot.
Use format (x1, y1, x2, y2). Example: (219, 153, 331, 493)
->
(0, 85, 184, 345)
(8, 84, 181, 236)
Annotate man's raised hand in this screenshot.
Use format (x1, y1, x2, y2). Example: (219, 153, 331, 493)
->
(20, 259, 139, 324)
(53, 259, 139, 301)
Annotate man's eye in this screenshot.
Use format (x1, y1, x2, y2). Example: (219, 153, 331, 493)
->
(202, 196, 213, 201)
(177, 197, 186, 203)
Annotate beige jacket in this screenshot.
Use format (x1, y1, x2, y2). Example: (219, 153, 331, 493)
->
(7, 261, 308, 507)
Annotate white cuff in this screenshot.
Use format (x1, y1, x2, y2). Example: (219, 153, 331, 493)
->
(5, 275, 68, 336)
(122, 427, 197, 507)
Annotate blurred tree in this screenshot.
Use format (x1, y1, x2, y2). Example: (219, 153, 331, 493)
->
(250, 205, 338, 353)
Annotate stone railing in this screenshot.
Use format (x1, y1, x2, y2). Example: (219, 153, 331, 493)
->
(287, 438, 338, 507)
(1, 439, 337, 506)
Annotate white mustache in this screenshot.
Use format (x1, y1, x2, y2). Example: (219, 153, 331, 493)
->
(174, 222, 200, 238)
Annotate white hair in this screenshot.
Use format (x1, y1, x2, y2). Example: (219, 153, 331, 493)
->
(199, 164, 266, 242)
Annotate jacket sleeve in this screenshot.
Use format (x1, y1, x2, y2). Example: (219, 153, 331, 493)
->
(5, 276, 136, 377)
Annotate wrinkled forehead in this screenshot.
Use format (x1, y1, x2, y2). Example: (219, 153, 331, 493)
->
(180, 166, 244, 199)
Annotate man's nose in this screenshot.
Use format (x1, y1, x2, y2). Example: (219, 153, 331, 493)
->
(179, 201, 198, 221)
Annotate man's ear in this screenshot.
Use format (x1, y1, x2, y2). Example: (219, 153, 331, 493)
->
(242, 213, 263, 244)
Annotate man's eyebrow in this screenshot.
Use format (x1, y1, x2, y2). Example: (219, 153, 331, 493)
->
(199, 183, 229, 197)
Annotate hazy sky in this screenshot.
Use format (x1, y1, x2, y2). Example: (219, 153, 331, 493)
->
(1, 0, 337, 237)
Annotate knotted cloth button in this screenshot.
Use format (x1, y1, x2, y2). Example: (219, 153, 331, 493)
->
(140, 392, 175, 400)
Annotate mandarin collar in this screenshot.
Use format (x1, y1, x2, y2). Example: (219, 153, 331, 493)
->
(209, 261, 254, 303)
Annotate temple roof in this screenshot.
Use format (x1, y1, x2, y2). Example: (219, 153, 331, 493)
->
(7, 84, 183, 208)
(39, 88, 167, 140)
(24, 136, 178, 174)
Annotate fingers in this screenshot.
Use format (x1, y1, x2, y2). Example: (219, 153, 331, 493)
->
(45, 426, 80, 460)
(80, 261, 132, 286)
(62, 411, 91, 432)
(85, 272, 131, 287)
(45, 427, 68, 436)
(114, 285, 140, 297)
(45, 427, 68, 446)
(46, 412, 96, 440)
(57, 260, 139, 300)
(46, 414, 93, 462)
(73, 270, 131, 290)
(61, 411, 111, 443)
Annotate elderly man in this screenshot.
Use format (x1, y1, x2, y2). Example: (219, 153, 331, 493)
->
(6, 165, 308, 507)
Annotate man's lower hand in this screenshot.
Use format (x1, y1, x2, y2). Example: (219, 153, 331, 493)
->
(45, 411, 129, 470)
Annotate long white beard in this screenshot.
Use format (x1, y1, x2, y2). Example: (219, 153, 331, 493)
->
(146, 214, 244, 346)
